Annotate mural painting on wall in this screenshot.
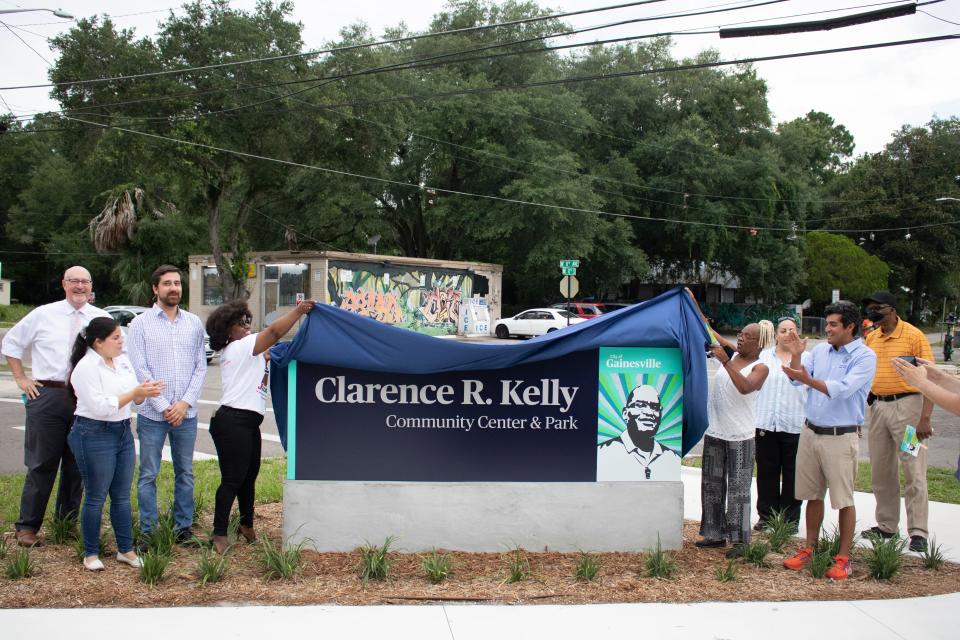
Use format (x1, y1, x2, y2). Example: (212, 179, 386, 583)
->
(328, 262, 474, 336)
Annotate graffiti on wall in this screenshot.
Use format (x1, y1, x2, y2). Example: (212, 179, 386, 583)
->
(328, 262, 473, 335)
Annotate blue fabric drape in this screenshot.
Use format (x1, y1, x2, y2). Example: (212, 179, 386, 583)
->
(270, 286, 710, 455)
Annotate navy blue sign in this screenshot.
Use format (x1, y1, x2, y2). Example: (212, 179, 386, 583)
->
(289, 349, 599, 481)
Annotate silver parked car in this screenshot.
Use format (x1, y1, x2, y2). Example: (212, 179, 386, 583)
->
(494, 308, 586, 339)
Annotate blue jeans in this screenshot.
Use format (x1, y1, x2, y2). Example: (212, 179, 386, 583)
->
(136, 414, 197, 533)
(67, 416, 135, 556)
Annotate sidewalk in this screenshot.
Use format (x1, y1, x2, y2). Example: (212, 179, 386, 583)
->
(2, 467, 957, 639)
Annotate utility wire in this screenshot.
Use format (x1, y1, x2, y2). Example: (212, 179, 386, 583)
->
(0, 0, 690, 90)
(61, 115, 960, 235)
(0, 19, 50, 64)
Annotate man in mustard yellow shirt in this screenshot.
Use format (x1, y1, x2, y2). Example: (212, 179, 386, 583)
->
(862, 291, 934, 552)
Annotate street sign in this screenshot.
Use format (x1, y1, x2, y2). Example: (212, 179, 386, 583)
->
(560, 275, 579, 298)
(831, 289, 840, 303)
(562, 267, 577, 275)
(559, 260, 580, 268)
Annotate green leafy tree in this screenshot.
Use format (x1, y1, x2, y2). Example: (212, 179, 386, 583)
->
(802, 231, 889, 305)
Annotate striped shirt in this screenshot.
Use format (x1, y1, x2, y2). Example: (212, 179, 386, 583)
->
(864, 319, 934, 395)
(127, 304, 206, 422)
(754, 347, 809, 434)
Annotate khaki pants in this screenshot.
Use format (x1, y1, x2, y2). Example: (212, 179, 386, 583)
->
(868, 394, 928, 538)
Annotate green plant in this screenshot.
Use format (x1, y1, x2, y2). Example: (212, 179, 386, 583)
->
(146, 510, 177, 556)
(816, 525, 844, 558)
(0, 533, 8, 560)
(715, 561, 737, 582)
(764, 509, 796, 553)
(741, 539, 771, 568)
(5, 548, 36, 579)
(862, 535, 908, 580)
(228, 513, 242, 542)
(358, 536, 395, 582)
(920, 536, 946, 571)
(192, 493, 206, 528)
(574, 551, 601, 582)
(809, 548, 833, 578)
(504, 547, 530, 584)
(139, 549, 170, 585)
(421, 550, 452, 584)
(259, 535, 305, 580)
(197, 548, 228, 585)
(644, 535, 677, 579)
(72, 531, 110, 561)
(47, 511, 78, 545)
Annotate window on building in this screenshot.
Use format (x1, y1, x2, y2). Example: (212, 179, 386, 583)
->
(202, 266, 223, 306)
(264, 263, 309, 307)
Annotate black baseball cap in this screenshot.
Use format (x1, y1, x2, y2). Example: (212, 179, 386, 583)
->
(862, 291, 898, 309)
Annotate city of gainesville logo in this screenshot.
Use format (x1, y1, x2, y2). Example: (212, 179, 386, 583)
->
(597, 347, 683, 454)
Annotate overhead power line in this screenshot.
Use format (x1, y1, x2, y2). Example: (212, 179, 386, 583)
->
(61, 115, 960, 236)
(719, 2, 917, 38)
(1, 0, 798, 93)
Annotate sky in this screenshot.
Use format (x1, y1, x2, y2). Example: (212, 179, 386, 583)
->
(0, 0, 958, 155)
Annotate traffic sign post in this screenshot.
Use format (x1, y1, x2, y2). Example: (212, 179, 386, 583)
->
(559, 260, 580, 268)
(560, 275, 579, 326)
(562, 267, 576, 275)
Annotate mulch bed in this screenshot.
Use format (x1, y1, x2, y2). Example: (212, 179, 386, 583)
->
(2, 502, 959, 607)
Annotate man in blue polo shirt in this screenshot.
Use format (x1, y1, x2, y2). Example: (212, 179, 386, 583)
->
(778, 300, 877, 581)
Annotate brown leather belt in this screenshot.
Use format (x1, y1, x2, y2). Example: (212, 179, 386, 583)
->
(806, 421, 858, 436)
(869, 391, 918, 403)
(36, 380, 67, 388)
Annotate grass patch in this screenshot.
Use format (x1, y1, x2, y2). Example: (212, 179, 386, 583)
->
(259, 535, 305, 581)
(574, 551, 601, 582)
(504, 547, 530, 584)
(644, 535, 677, 579)
(920, 536, 947, 571)
(72, 531, 110, 561)
(715, 561, 737, 582)
(862, 535, 908, 580)
(681, 457, 960, 504)
(5, 547, 36, 579)
(139, 549, 170, 585)
(197, 547, 228, 585)
(809, 548, 833, 578)
(47, 512, 78, 545)
(764, 509, 796, 553)
(420, 549, 452, 584)
(358, 536, 395, 583)
(0, 458, 287, 531)
(741, 539, 771, 568)
(0, 304, 34, 324)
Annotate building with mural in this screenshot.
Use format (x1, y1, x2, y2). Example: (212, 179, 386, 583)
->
(187, 251, 502, 336)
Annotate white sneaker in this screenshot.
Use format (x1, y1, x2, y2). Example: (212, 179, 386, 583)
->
(116, 552, 143, 568)
(83, 556, 104, 571)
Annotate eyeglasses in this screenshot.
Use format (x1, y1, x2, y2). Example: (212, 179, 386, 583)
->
(236, 317, 252, 327)
(65, 278, 92, 285)
(737, 332, 759, 341)
(866, 304, 889, 311)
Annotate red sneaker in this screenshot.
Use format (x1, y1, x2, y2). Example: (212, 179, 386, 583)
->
(783, 546, 813, 571)
(826, 555, 852, 581)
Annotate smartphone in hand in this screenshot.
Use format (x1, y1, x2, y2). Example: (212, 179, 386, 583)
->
(897, 355, 918, 366)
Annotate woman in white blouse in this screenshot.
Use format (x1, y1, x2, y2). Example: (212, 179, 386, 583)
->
(754, 317, 810, 530)
(68, 317, 164, 571)
(698, 321, 772, 558)
(204, 299, 314, 553)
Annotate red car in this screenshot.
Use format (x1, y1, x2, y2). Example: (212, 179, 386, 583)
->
(551, 302, 604, 319)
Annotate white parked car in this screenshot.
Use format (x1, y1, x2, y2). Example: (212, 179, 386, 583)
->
(494, 308, 586, 339)
(105, 305, 214, 363)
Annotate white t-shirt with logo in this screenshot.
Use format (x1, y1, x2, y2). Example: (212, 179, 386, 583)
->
(218, 334, 269, 414)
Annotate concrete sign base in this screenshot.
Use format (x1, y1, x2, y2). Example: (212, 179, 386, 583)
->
(283, 480, 684, 552)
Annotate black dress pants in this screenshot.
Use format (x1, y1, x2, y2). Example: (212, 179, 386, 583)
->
(755, 428, 802, 525)
(209, 406, 263, 536)
(17, 386, 82, 531)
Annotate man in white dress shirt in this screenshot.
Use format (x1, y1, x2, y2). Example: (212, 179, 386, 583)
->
(1, 266, 110, 546)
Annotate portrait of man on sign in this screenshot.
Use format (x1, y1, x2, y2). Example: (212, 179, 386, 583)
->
(597, 384, 679, 481)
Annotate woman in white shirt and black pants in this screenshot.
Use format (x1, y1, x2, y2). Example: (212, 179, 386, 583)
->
(205, 298, 314, 553)
(68, 317, 164, 571)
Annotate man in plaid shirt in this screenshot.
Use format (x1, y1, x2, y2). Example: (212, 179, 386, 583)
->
(128, 265, 207, 547)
